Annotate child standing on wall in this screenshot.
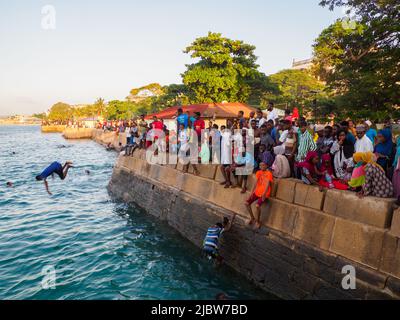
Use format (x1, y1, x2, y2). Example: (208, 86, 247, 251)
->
(244, 161, 273, 229)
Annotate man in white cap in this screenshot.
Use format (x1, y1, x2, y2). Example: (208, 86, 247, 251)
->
(364, 120, 377, 144)
(355, 125, 374, 153)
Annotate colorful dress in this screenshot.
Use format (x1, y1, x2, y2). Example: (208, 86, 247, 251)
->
(364, 163, 394, 198)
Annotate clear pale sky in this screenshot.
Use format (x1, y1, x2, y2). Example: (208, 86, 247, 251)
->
(0, 0, 342, 115)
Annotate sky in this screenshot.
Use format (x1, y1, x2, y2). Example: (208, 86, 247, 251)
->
(0, 0, 342, 115)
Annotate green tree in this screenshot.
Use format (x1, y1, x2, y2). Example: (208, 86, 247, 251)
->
(182, 32, 261, 103)
(48, 102, 72, 123)
(267, 69, 326, 107)
(32, 112, 47, 120)
(313, 0, 400, 118)
(105, 100, 139, 120)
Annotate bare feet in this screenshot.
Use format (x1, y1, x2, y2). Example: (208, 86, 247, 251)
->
(241, 187, 247, 194)
(246, 218, 255, 225)
(254, 222, 261, 229)
(224, 183, 231, 189)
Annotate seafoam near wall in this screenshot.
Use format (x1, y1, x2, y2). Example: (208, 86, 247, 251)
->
(91, 130, 400, 299)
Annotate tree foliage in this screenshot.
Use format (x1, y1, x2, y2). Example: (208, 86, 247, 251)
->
(48, 102, 72, 123)
(182, 32, 266, 103)
(313, 0, 400, 118)
(267, 69, 326, 105)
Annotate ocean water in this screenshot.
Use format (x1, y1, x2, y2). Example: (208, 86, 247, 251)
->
(0, 126, 274, 300)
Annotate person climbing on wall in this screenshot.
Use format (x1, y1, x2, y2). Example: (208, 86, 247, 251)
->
(202, 213, 236, 266)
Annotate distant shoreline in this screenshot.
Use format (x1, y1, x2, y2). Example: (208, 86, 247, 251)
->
(0, 123, 41, 126)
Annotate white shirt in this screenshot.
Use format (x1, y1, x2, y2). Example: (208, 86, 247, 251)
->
(267, 109, 278, 122)
(355, 134, 374, 153)
(257, 117, 267, 128)
(279, 130, 289, 144)
(221, 131, 232, 165)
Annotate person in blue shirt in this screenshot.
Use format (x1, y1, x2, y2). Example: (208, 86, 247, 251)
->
(202, 214, 236, 266)
(187, 111, 196, 129)
(225, 148, 255, 193)
(365, 120, 377, 144)
(176, 108, 189, 132)
(35, 161, 74, 195)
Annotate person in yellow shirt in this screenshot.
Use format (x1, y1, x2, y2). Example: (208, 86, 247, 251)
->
(244, 162, 273, 229)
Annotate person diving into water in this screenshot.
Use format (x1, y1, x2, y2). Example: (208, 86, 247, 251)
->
(35, 161, 74, 195)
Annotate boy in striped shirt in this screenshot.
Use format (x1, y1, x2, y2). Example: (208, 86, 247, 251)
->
(202, 214, 236, 265)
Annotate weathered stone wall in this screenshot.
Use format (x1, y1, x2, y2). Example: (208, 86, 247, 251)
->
(41, 125, 66, 133)
(95, 128, 400, 299)
(92, 129, 126, 148)
(62, 128, 94, 139)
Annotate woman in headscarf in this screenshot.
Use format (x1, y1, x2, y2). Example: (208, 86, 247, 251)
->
(297, 151, 320, 185)
(348, 152, 382, 190)
(374, 128, 394, 172)
(355, 152, 394, 198)
(330, 129, 355, 181)
(318, 153, 348, 190)
(272, 145, 291, 179)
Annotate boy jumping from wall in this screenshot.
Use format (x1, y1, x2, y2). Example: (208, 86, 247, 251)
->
(244, 161, 273, 229)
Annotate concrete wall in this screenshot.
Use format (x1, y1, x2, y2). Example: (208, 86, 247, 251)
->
(41, 125, 66, 133)
(91, 129, 126, 148)
(62, 128, 95, 139)
(98, 129, 400, 299)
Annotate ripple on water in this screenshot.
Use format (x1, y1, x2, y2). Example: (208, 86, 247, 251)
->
(0, 126, 274, 300)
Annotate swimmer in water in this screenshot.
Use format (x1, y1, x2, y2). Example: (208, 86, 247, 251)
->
(85, 170, 90, 175)
(35, 161, 74, 195)
(6, 182, 13, 187)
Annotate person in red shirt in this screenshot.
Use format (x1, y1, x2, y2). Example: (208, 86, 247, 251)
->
(151, 116, 163, 130)
(193, 112, 205, 143)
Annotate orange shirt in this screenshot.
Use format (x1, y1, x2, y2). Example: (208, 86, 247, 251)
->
(254, 170, 273, 198)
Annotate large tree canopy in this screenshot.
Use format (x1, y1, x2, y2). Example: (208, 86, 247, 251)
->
(313, 0, 400, 118)
(268, 69, 326, 104)
(182, 32, 265, 103)
(48, 102, 72, 122)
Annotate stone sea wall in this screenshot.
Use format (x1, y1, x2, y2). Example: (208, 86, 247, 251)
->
(62, 128, 94, 139)
(41, 125, 66, 133)
(94, 129, 400, 299)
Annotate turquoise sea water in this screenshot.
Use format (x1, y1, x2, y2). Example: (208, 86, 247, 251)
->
(0, 126, 273, 300)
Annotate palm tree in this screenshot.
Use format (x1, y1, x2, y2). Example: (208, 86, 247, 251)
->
(94, 98, 106, 117)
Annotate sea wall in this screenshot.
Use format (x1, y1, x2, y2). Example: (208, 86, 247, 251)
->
(62, 128, 94, 139)
(41, 125, 66, 133)
(95, 129, 400, 299)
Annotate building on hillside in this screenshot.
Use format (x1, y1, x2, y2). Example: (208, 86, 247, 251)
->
(145, 102, 257, 131)
(291, 58, 313, 70)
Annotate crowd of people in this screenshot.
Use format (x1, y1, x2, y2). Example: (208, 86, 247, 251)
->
(82, 105, 400, 263)
(101, 103, 400, 212)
